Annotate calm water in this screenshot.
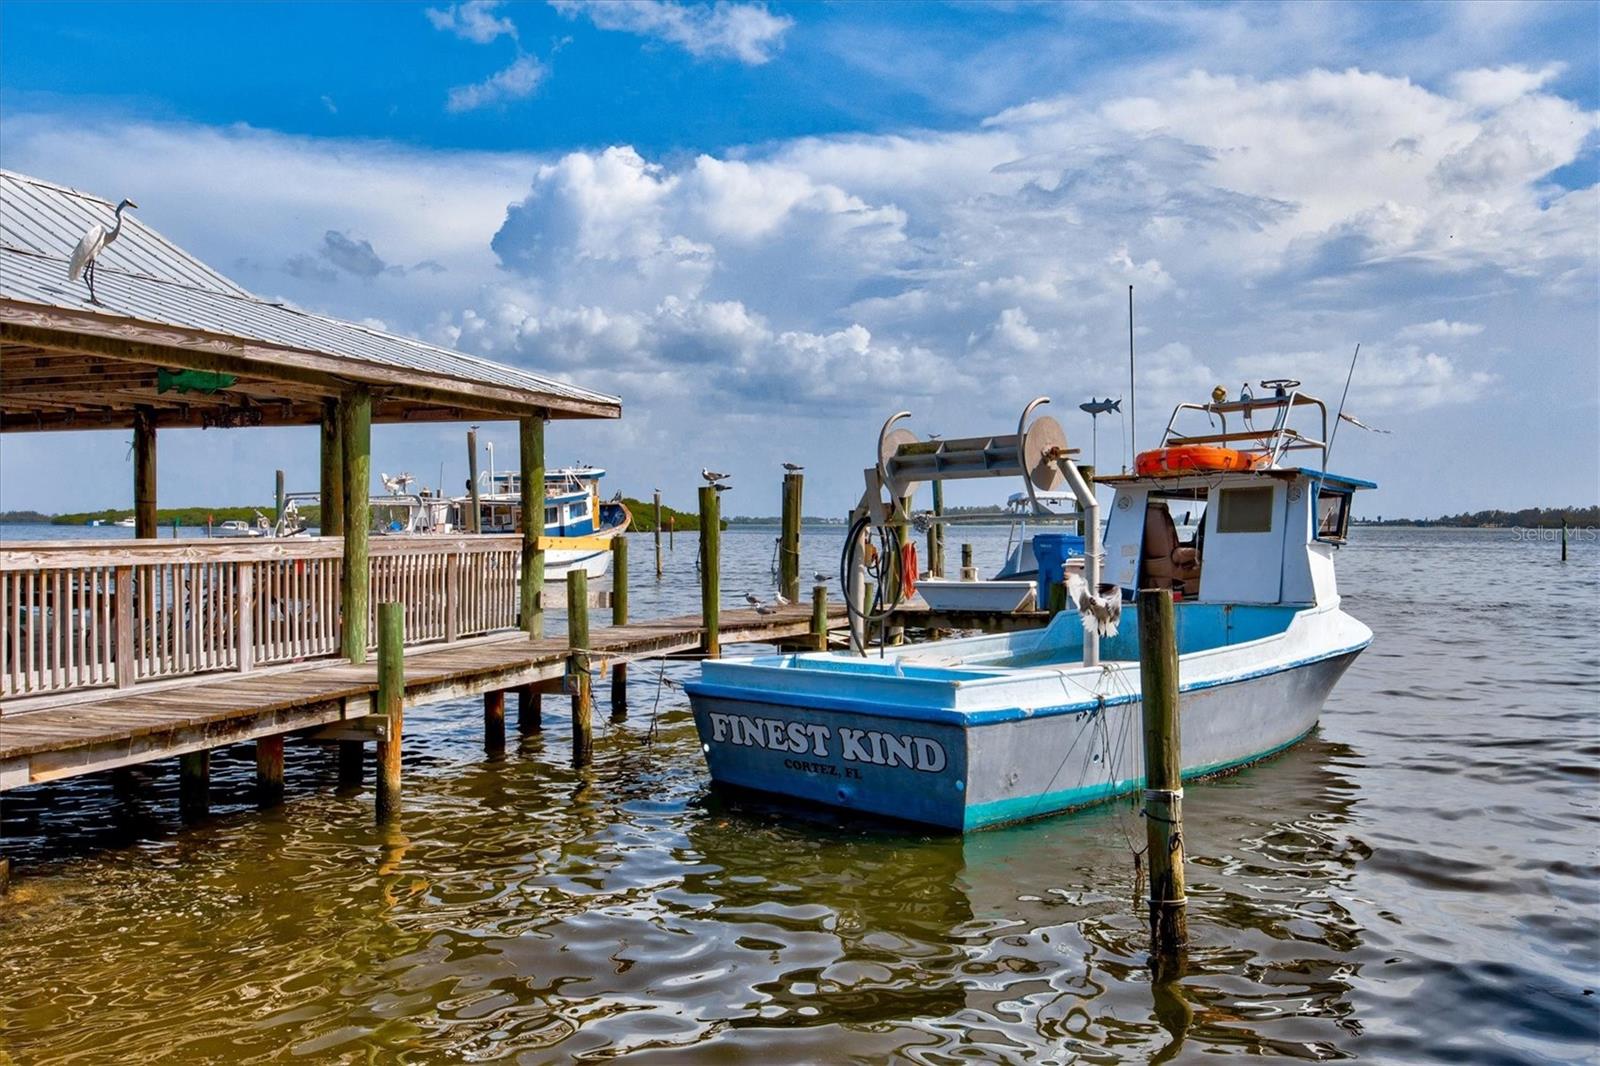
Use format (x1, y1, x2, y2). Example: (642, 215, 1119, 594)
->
(1, 525, 1596, 1063)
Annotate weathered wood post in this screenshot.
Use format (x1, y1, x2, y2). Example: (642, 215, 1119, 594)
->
(931, 479, 946, 577)
(465, 428, 482, 534)
(1561, 519, 1568, 562)
(779, 472, 803, 602)
(375, 601, 405, 820)
(340, 387, 372, 663)
(171, 516, 179, 539)
(179, 750, 209, 820)
(669, 515, 675, 550)
(256, 734, 285, 807)
(698, 486, 720, 657)
(567, 570, 593, 766)
(521, 416, 546, 637)
(811, 582, 829, 651)
(484, 690, 506, 756)
(862, 580, 877, 650)
(275, 468, 286, 528)
(319, 398, 345, 536)
(654, 490, 664, 578)
(516, 683, 542, 735)
(610, 536, 629, 721)
(132, 405, 157, 539)
(1138, 587, 1188, 961)
(960, 542, 976, 581)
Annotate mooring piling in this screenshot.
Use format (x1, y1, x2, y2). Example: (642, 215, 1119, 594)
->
(1138, 587, 1188, 962)
(1561, 519, 1568, 562)
(931, 479, 946, 577)
(611, 536, 629, 721)
(654, 490, 664, 577)
(669, 515, 675, 550)
(960, 542, 976, 582)
(812, 582, 829, 651)
(568, 569, 594, 766)
(255, 735, 284, 807)
(779, 471, 803, 602)
(179, 750, 209, 820)
(374, 601, 405, 820)
(274, 468, 286, 528)
(699, 486, 721, 657)
(465, 428, 482, 534)
(133, 405, 157, 539)
(520, 415, 545, 638)
(484, 689, 506, 756)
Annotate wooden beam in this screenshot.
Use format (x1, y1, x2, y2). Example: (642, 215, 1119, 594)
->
(340, 387, 371, 663)
(132, 406, 157, 539)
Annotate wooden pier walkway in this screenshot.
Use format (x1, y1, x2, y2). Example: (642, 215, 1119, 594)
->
(0, 603, 841, 791)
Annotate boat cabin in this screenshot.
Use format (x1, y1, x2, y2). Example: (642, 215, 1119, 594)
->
(477, 466, 606, 536)
(1100, 381, 1374, 607)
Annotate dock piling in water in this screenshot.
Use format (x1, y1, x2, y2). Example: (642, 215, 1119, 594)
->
(1138, 587, 1188, 962)
(179, 750, 209, 820)
(340, 388, 372, 664)
(654, 490, 664, 577)
(517, 684, 542, 735)
(1561, 519, 1568, 562)
(960, 542, 975, 582)
(779, 472, 803, 602)
(466, 428, 482, 534)
(255, 735, 284, 807)
(568, 570, 594, 766)
(520, 416, 546, 637)
(611, 536, 629, 721)
(338, 741, 363, 786)
(812, 582, 829, 651)
(374, 602, 404, 820)
(484, 690, 506, 756)
(699, 486, 721, 657)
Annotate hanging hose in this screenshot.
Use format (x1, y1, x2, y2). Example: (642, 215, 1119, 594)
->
(839, 513, 907, 639)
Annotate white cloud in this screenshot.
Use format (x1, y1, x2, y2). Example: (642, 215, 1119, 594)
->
(445, 54, 548, 113)
(1398, 319, 1485, 340)
(551, 0, 792, 64)
(426, 0, 518, 44)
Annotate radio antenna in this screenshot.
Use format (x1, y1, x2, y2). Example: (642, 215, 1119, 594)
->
(1126, 284, 1135, 471)
(1326, 342, 1361, 466)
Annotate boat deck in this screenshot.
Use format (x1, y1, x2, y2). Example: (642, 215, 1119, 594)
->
(0, 604, 841, 790)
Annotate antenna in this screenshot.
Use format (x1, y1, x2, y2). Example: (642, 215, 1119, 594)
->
(1326, 343, 1361, 466)
(1126, 284, 1136, 471)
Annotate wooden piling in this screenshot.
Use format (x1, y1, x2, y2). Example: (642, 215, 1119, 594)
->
(0, 857, 10, 896)
(179, 750, 209, 820)
(255, 734, 285, 807)
(319, 398, 344, 536)
(466, 428, 482, 534)
(568, 570, 593, 766)
(520, 415, 546, 637)
(779, 472, 803, 602)
(340, 387, 372, 663)
(337, 741, 363, 786)
(811, 582, 829, 651)
(611, 536, 629, 721)
(133, 405, 157, 540)
(1138, 588, 1188, 959)
(516, 683, 542, 735)
(654, 490, 664, 577)
(484, 690, 506, 756)
(961, 542, 976, 581)
(374, 602, 404, 820)
(698, 486, 720, 657)
(931, 480, 946, 577)
(669, 515, 675, 550)
(274, 468, 286, 528)
(1561, 519, 1568, 562)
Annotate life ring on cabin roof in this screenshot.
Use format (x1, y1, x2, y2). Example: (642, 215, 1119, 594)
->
(1135, 446, 1268, 477)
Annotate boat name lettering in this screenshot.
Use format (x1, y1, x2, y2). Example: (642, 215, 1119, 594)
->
(707, 713, 947, 773)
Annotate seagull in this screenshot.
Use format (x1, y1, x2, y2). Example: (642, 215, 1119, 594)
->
(712, 483, 731, 493)
(744, 592, 764, 606)
(773, 593, 791, 606)
(755, 603, 778, 615)
(782, 462, 804, 472)
(813, 571, 829, 584)
(701, 469, 730, 483)
(68, 197, 138, 304)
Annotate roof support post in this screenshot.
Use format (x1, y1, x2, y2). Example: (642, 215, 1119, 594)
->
(319, 398, 344, 536)
(520, 415, 546, 637)
(340, 387, 372, 663)
(132, 405, 157, 540)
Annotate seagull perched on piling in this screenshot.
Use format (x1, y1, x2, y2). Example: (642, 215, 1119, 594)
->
(701, 468, 730, 483)
(813, 571, 829, 584)
(68, 198, 138, 304)
(782, 462, 804, 472)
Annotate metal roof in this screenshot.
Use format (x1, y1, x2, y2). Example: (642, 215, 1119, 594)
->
(0, 170, 620, 418)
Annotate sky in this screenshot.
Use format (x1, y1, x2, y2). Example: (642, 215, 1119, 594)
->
(1, 0, 1597, 520)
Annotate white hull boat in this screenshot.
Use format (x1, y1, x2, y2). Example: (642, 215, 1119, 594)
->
(688, 382, 1377, 831)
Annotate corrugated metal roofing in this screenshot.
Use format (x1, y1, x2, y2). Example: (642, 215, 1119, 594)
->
(0, 170, 620, 415)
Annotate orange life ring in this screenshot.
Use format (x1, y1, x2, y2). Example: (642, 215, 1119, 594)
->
(1135, 446, 1267, 476)
(900, 541, 917, 599)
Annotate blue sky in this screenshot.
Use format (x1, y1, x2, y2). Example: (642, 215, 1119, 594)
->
(2, 1, 1597, 518)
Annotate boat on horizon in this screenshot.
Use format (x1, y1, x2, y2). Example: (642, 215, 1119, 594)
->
(686, 381, 1375, 831)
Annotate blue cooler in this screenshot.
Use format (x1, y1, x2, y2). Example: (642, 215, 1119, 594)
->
(1032, 532, 1085, 603)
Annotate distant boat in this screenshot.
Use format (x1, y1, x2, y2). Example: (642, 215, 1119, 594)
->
(112, 516, 135, 528)
(460, 466, 631, 579)
(211, 519, 265, 538)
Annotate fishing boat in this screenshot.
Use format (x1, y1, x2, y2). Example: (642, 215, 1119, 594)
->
(686, 384, 1375, 831)
(916, 490, 1085, 613)
(462, 465, 630, 579)
(211, 518, 265, 538)
(112, 516, 135, 528)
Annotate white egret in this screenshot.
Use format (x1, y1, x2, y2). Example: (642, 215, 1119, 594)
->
(68, 198, 137, 303)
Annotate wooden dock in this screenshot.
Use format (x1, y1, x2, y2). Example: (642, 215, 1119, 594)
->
(0, 603, 841, 791)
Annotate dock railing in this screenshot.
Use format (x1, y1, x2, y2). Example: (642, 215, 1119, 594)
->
(0, 535, 529, 703)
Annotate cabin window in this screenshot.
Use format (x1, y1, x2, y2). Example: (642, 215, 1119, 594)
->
(544, 506, 558, 525)
(567, 503, 586, 523)
(1316, 489, 1351, 542)
(1216, 487, 1274, 533)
